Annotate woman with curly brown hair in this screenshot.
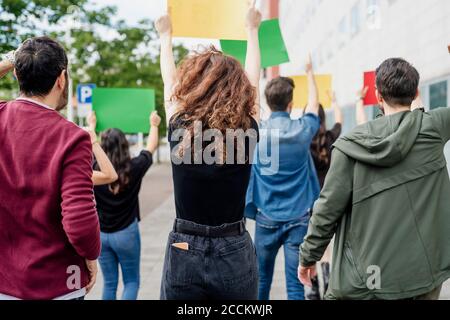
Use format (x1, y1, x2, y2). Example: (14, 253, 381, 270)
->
(156, 2, 262, 300)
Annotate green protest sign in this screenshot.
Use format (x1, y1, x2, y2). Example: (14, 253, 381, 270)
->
(92, 88, 156, 134)
(220, 19, 290, 68)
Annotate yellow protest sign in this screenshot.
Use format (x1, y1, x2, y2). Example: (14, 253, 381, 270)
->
(168, 0, 251, 40)
(291, 75, 333, 109)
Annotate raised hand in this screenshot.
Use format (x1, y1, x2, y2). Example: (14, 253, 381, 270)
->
(155, 14, 172, 37)
(246, 0, 262, 31)
(245, 0, 262, 122)
(327, 90, 337, 104)
(150, 111, 162, 127)
(328, 90, 343, 124)
(304, 53, 319, 115)
(0, 51, 16, 78)
(147, 111, 161, 153)
(357, 86, 369, 100)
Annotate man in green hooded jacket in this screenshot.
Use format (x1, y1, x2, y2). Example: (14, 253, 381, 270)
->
(298, 58, 450, 300)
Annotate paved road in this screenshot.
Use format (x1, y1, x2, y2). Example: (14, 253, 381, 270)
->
(88, 164, 450, 300)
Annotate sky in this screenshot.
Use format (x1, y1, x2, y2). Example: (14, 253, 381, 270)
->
(93, 0, 165, 22)
(92, 0, 218, 49)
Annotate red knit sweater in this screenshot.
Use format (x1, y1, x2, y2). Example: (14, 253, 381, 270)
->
(0, 99, 101, 300)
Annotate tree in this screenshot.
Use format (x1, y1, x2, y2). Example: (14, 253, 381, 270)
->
(66, 20, 188, 135)
(1, 0, 88, 51)
(0, 0, 112, 94)
(0, 0, 188, 135)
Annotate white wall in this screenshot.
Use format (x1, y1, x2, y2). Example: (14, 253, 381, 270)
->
(278, 0, 450, 107)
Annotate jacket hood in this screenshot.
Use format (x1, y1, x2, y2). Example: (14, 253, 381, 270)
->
(333, 110, 424, 167)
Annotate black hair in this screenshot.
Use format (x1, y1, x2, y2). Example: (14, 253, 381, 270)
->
(265, 77, 295, 112)
(15, 36, 68, 97)
(376, 58, 420, 107)
(310, 104, 330, 166)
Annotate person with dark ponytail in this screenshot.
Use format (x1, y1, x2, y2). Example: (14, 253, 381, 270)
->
(310, 92, 343, 188)
(93, 111, 161, 300)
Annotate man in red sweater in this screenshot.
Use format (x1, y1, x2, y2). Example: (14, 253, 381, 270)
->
(0, 37, 101, 300)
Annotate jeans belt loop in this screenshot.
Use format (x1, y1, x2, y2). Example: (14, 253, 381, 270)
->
(173, 219, 178, 233)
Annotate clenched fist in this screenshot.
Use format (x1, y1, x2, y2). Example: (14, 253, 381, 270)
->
(155, 15, 172, 37)
(150, 111, 162, 127)
(246, 1, 262, 31)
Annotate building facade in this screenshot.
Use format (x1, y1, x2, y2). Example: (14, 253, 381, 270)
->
(261, 0, 450, 157)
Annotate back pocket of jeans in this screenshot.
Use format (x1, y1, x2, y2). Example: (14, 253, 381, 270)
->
(166, 246, 196, 289)
(216, 236, 258, 291)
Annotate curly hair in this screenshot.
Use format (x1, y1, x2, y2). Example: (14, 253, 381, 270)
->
(171, 46, 257, 161)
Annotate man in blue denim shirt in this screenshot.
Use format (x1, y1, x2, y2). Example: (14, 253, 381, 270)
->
(246, 58, 320, 300)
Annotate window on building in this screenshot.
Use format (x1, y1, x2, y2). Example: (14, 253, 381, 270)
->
(429, 81, 448, 109)
(350, 2, 361, 37)
(367, 0, 378, 5)
(338, 16, 348, 49)
(326, 37, 334, 61)
(366, 0, 381, 30)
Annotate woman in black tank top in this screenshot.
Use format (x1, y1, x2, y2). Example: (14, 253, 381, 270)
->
(156, 5, 262, 300)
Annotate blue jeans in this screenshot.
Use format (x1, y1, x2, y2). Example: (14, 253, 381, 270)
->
(255, 212, 309, 300)
(99, 219, 141, 300)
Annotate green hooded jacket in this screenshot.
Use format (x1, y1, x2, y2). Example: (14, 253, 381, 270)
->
(300, 107, 450, 300)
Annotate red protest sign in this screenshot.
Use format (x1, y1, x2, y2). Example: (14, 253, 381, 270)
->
(363, 71, 378, 106)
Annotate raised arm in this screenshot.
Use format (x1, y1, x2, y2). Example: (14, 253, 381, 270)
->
(156, 15, 177, 124)
(147, 111, 161, 154)
(90, 133, 119, 186)
(356, 87, 369, 125)
(329, 91, 343, 125)
(245, 1, 262, 121)
(0, 51, 15, 79)
(87, 112, 118, 186)
(304, 54, 319, 115)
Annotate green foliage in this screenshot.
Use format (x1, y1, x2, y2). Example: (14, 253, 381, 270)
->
(0, 0, 188, 135)
(0, 0, 88, 51)
(66, 20, 188, 135)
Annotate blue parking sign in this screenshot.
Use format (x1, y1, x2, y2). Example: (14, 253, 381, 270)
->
(77, 84, 96, 104)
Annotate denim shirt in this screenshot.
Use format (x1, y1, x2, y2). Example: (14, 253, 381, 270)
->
(245, 112, 321, 222)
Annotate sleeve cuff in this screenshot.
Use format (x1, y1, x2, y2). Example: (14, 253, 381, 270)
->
(299, 246, 319, 267)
